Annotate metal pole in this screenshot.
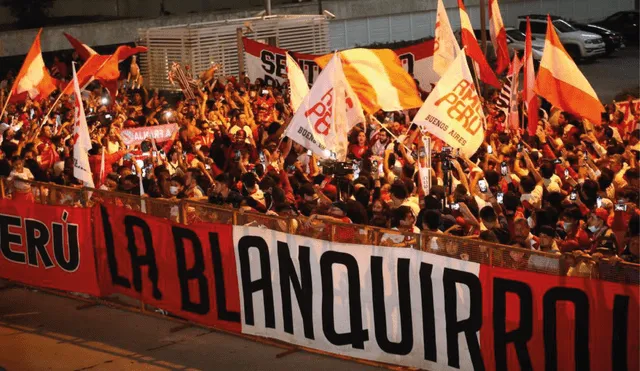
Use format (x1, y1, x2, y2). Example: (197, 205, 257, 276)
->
(264, 0, 272, 15)
(236, 27, 245, 88)
(317, 0, 323, 15)
(479, 0, 488, 55)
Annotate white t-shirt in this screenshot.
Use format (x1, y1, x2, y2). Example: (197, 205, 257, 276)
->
(521, 184, 544, 209)
(9, 168, 34, 191)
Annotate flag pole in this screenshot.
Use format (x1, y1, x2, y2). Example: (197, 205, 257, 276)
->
(0, 89, 13, 120)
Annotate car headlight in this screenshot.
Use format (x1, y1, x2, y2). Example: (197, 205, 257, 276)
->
(585, 38, 603, 44)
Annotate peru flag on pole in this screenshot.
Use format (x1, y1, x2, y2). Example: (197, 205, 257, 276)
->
(71, 63, 95, 189)
(285, 54, 349, 160)
(433, 0, 460, 76)
(458, 0, 500, 88)
(9, 29, 59, 104)
(535, 15, 604, 124)
(488, 0, 510, 74)
(524, 17, 539, 136)
(64, 32, 98, 61)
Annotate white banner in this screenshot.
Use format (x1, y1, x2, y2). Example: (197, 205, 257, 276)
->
(233, 226, 481, 371)
(412, 50, 485, 158)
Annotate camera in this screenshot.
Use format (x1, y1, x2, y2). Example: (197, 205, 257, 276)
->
(320, 160, 354, 177)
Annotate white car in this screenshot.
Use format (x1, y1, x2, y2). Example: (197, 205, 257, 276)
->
(505, 28, 545, 61)
(516, 15, 606, 60)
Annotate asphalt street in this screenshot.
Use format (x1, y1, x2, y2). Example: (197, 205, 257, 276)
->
(0, 283, 380, 371)
(577, 45, 639, 102)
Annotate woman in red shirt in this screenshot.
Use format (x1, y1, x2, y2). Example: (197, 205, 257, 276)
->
(348, 131, 368, 160)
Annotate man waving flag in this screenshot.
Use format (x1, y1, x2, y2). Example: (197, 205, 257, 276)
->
(458, 0, 500, 88)
(489, 0, 510, 74)
(535, 15, 604, 124)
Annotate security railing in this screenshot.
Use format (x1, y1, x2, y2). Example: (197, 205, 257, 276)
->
(1, 177, 638, 285)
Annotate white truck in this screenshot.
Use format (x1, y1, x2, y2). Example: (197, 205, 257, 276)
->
(516, 15, 606, 61)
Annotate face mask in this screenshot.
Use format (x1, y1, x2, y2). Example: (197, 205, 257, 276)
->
(195, 144, 202, 151)
(563, 222, 573, 232)
(170, 186, 179, 195)
(588, 225, 599, 233)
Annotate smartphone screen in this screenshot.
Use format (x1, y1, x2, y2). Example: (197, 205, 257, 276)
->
(497, 192, 504, 204)
(564, 169, 569, 178)
(517, 143, 523, 152)
(487, 145, 493, 154)
(570, 192, 577, 201)
(479, 180, 488, 193)
(307, 150, 312, 156)
(451, 203, 460, 211)
(500, 162, 508, 176)
(596, 196, 602, 208)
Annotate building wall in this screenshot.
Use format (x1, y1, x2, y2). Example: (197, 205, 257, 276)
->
(0, 0, 635, 57)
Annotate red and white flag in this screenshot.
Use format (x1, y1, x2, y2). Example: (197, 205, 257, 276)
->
(524, 17, 539, 136)
(285, 53, 350, 160)
(71, 63, 95, 188)
(286, 52, 309, 112)
(316, 49, 423, 113)
(412, 49, 485, 158)
(458, 0, 500, 88)
(9, 29, 59, 104)
(535, 15, 604, 125)
(433, 0, 460, 76)
(64, 33, 98, 61)
(488, 0, 510, 74)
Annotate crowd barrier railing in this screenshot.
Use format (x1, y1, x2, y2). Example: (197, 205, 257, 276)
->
(1, 176, 638, 285)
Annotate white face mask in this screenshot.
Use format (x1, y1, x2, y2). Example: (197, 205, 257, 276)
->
(170, 186, 179, 195)
(588, 225, 599, 233)
(563, 222, 573, 232)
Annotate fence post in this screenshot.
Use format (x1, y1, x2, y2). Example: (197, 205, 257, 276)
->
(82, 187, 90, 207)
(0, 177, 5, 199)
(39, 185, 46, 204)
(179, 200, 187, 224)
(330, 224, 336, 242)
(232, 210, 238, 226)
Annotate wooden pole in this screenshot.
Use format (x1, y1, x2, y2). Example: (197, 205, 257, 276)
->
(236, 28, 245, 88)
(0, 89, 13, 120)
(479, 0, 488, 55)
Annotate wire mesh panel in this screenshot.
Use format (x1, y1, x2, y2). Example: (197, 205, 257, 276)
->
(139, 15, 329, 91)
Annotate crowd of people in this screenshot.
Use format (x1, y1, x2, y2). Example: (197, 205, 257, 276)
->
(0, 54, 639, 279)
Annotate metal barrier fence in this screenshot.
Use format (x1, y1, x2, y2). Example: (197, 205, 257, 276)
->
(1, 177, 638, 285)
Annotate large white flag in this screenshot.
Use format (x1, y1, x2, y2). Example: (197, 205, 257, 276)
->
(412, 50, 484, 158)
(286, 52, 309, 112)
(433, 0, 460, 76)
(71, 63, 95, 188)
(285, 53, 350, 160)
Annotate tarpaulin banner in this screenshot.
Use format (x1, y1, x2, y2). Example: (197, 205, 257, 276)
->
(479, 265, 639, 371)
(242, 38, 437, 94)
(233, 226, 482, 370)
(94, 203, 241, 332)
(0, 199, 100, 296)
(233, 226, 639, 371)
(120, 123, 178, 146)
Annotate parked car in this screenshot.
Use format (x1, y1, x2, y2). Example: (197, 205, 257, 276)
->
(517, 15, 606, 61)
(569, 22, 624, 56)
(593, 11, 639, 44)
(504, 27, 545, 61)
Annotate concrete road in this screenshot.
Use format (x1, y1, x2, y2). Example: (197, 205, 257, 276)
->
(578, 46, 639, 102)
(0, 285, 380, 371)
